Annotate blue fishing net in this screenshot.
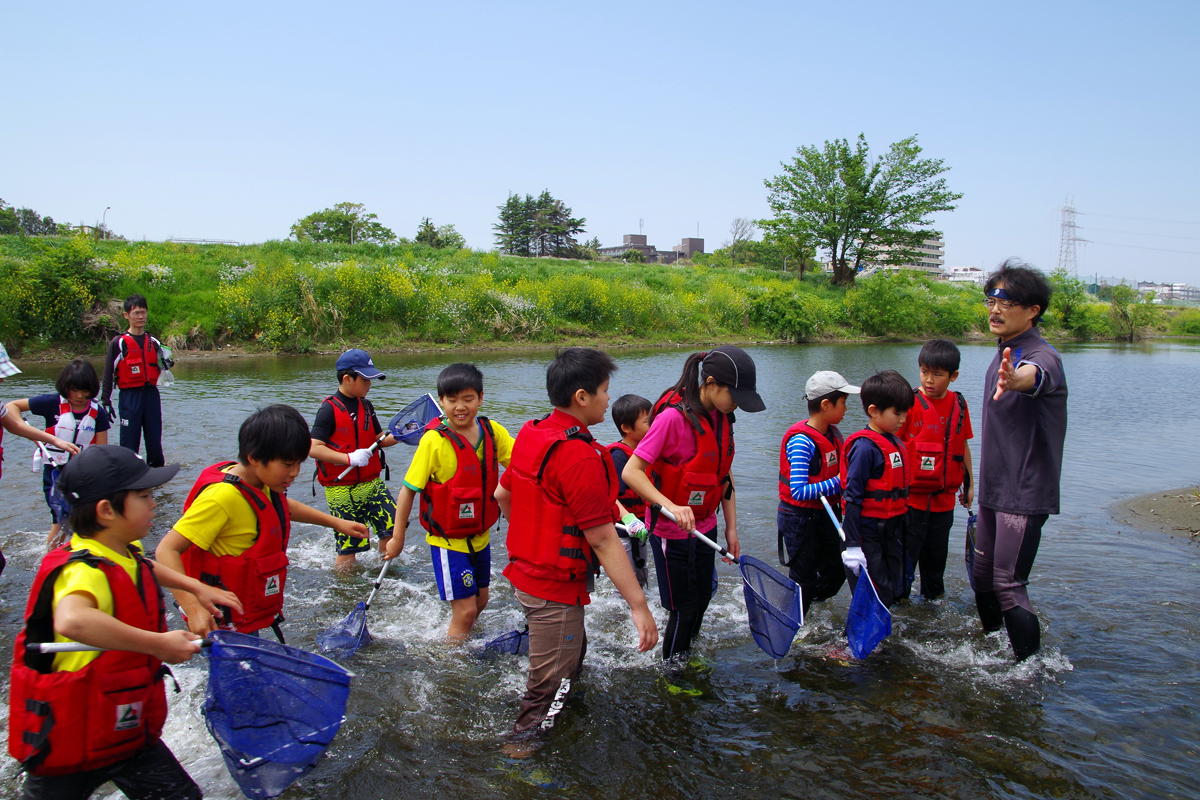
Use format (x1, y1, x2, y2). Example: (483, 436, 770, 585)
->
(315, 602, 372, 655)
(205, 631, 353, 799)
(738, 555, 803, 659)
(965, 511, 978, 590)
(846, 571, 891, 659)
(388, 394, 442, 446)
(47, 468, 72, 524)
(482, 627, 529, 656)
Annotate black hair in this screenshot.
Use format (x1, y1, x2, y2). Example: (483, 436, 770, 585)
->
(68, 490, 131, 538)
(918, 339, 961, 374)
(612, 393, 652, 435)
(985, 258, 1052, 325)
(123, 294, 148, 313)
(807, 389, 848, 416)
(336, 369, 358, 385)
(860, 370, 915, 415)
(55, 359, 100, 400)
(546, 348, 617, 408)
(238, 404, 312, 465)
(438, 363, 485, 397)
(652, 350, 728, 422)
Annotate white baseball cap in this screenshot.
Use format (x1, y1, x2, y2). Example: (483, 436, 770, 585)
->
(0, 342, 20, 378)
(804, 370, 859, 400)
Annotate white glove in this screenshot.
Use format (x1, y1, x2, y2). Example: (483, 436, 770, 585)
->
(621, 513, 648, 543)
(347, 447, 374, 468)
(841, 546, 867, 576)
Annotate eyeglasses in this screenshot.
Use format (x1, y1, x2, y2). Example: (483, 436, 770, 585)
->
(984, 298, 1020, 311)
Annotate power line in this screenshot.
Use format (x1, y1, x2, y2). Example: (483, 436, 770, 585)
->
(1077, 226, 1200, 242)
(1079, 211, 1200, 226)
(1086, 239, 1200, 256)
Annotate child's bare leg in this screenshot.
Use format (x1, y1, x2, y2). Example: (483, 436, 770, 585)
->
(46, 523, 62, 550)
(447, 595, 481, 642)
(334, 552, 357, 571)
(475, 586, 490, 616)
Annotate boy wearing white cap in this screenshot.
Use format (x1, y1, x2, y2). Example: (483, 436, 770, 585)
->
(776, 371, 859, 614)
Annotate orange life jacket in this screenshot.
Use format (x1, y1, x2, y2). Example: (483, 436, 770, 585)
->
(418, 417, 500, 540)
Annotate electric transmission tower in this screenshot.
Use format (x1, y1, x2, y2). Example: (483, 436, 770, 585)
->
(1057, 197, 1083, 276)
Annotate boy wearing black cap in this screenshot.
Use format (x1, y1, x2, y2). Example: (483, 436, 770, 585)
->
(777, 371, 859, 615)
(309, 349, 399, 569)
(8, 445, 241, 800)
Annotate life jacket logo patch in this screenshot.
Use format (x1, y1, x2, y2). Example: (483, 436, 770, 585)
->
(114, 702, 143, 731)
(889, 452, 903, 469)
(458, 503, 475, 519)
(920, 456, 936, 471)
(825, 451, 838, 467)
(264, 574, 281, 596)
(130, 365, 141, 374)
(688, 491, 705, 506)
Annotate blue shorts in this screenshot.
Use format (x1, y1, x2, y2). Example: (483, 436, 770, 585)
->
(431, 544, 491, 601)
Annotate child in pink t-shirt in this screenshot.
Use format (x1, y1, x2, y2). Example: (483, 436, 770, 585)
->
(620, 346, 765, 663)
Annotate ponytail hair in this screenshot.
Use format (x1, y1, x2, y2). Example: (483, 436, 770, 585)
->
(653, 351, 711, 423)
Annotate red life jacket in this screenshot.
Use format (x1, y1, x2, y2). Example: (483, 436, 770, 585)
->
(505, 415, 617, 584)
(180, 462, 290, 634)
(315, 396, 383, 487)
(647, 392, 734, 521)
(840, 429, 911, 519)
(114, 334, 162, 390)
(778, 422, 843, 509)
(607, 441, 646, 517)
(418, 417, 500, 540)
(905, 391, 968, 497)
(9, 545, 169, 776)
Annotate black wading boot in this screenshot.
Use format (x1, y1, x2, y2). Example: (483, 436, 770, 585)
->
(1003, 606, 1041, 662)
(975, 591, 1004, 633)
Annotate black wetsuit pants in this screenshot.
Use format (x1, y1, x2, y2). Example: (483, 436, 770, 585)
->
(650, 530, 718, 661)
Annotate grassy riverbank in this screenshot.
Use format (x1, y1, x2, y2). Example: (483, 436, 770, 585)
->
(0, 234, 1175, 357)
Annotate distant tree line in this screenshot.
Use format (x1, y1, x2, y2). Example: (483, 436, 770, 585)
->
(0, 198, 120, 239)
(493, 191, 588, 258)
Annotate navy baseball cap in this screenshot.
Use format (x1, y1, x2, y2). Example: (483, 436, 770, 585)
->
(335, 349, 386, 380)
(57, 445, 180, 506)
(701, 345, 766, 413)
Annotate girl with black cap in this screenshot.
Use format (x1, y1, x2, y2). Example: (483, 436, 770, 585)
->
(620, 346, 765, 665)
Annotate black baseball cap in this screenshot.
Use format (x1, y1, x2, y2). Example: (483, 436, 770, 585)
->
(701, 346, 766, 413)
(57, 445, 181, 506)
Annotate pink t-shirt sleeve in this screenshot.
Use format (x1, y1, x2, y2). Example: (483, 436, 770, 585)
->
(632, 407, 716, 538)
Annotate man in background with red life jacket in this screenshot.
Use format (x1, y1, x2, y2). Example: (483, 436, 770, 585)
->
(156, 405, 366, 641)
(495, 348, 657, 757)
(101, 295, 171, 467)
(898, 340, 974, 601)
(384, 363, 515, 642)
(9, 445, 240, 800)
(839, 370, 916, 609)
(607, 393, 652, 587)
(777, 371, 859, 616)
(309, 349, 400, 570)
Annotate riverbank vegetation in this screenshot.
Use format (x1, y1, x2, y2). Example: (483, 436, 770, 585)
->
(0, 234, 1179, 356)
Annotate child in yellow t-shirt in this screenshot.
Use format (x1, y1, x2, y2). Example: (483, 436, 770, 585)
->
(384, 364, 514, 641)
(9, 445, 240, 799)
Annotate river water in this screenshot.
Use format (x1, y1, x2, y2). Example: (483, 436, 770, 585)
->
(1, 341, 1197, 800)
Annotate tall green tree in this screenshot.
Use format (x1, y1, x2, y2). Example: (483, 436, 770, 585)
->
(415, 218, 466, 249)
(0, 199, 61, 236)
(493, 191, 586, 258)
(1109, 284, 1162, 342)
(762, 134, 961, 286)
(290, 202, 395, 244)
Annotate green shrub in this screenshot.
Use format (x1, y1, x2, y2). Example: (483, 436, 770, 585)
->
(1171, 308, 1200, 335)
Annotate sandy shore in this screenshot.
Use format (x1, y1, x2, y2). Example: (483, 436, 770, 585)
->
(1112, 487, 1200, 539)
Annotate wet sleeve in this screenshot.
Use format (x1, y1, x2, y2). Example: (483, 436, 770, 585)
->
(1017, 345, 1063, 398)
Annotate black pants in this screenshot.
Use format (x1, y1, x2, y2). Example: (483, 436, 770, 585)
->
(903, 507, 956, 600)
(777, 503, 845, 613)
(118, 385, 164, 467)
(650, 530, 718, 661)
(848, 514, 906, 609)
(20, 739, 201, 800)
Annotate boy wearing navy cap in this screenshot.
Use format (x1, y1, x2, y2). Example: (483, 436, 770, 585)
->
(8, 445, 241, 800)
(309, 349, 400, 569)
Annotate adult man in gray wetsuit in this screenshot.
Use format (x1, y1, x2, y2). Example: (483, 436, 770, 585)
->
(975, 259, 1068, 661)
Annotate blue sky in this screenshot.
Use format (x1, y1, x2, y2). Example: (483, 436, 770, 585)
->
(4, 1, 1198, 284)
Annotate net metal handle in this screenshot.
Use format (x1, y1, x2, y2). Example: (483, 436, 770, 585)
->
(653, 505, 738, 560)
(819, 496, 848, 543)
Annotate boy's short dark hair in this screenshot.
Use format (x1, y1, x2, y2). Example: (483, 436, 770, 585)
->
(547, 348, 617, 408)
(612, 393, 651, 435)
(985, 258, 1052, 325)
(860, 370, 915, 415)
(68, 490, 131, 538)
(336, 369, 357, 385)
(238, 404, 311, 465)
(807, 389, 848, 416)
(55, 359, 100, 400)
(918, 339, 961, 374)
(123, 294, 149, 313)
(437, 363, 484, 397)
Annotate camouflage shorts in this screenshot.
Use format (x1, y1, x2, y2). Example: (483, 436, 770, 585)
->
(324, 478, 397, 554)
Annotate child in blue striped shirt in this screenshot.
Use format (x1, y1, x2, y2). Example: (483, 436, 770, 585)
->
(776, 371, 859, 615)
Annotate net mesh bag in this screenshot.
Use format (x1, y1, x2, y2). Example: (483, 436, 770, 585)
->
(738, 555, 803, 659)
